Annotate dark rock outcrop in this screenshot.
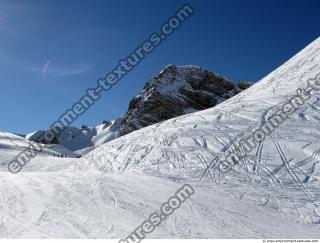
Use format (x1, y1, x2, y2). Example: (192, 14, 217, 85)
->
(118, 65, 251, 135)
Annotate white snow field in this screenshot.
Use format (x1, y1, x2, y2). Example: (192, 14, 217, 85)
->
(1, 37, 320, 239)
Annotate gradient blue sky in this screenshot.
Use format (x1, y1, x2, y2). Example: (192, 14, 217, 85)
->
(0, 0, 319, 134)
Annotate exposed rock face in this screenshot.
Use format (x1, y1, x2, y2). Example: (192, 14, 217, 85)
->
(118, 65, 251, 135)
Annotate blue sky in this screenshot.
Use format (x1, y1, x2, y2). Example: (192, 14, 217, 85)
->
(0, 0, 319, 134)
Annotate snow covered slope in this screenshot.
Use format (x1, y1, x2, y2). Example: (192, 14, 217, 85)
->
(2, 133, 318, 238)
(0, 38, 320, 239)
(0, 172, 319, 239)
(0, 131, 78, 173)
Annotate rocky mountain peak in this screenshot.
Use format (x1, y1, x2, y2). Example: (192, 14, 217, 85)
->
(119, 65, 251, 135)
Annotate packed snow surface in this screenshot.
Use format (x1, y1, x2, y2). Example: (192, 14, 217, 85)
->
(1, 38, 320, 238)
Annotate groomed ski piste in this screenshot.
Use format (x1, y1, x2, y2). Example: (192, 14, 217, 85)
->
(0, 37, 320, 239)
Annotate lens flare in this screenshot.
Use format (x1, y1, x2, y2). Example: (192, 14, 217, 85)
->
(42, 60, 51, 80)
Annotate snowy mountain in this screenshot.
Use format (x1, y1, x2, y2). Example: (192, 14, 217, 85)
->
(27, 66, 251, 154)
(0, 38, 319, 238)
(80, 39, 320, 185)
(76, 37, 320, 234)
(119, 65, 251, 135)
(26, 123, 121, 154)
